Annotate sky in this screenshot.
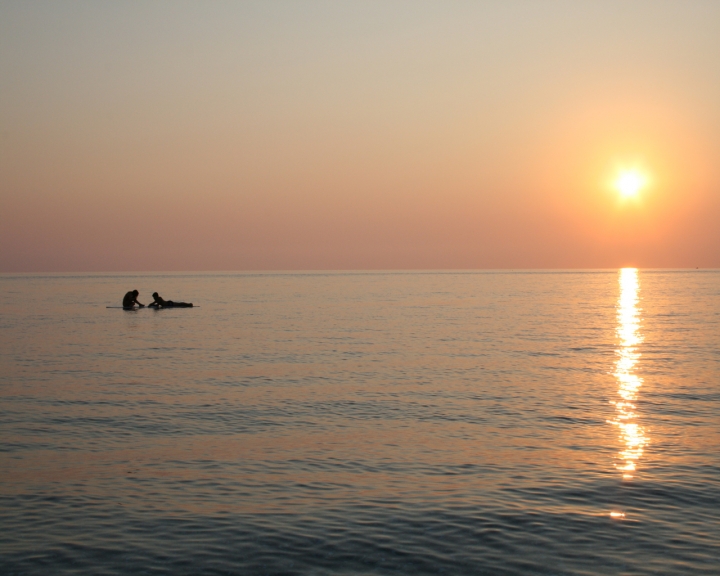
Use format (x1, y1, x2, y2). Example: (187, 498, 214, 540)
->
(1, 0, 719, 272)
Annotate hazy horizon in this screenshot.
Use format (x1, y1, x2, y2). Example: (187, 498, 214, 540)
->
(2, 1, 719, 272)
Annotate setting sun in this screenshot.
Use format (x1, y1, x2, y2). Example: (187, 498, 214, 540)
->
(615, 170, 647, 198)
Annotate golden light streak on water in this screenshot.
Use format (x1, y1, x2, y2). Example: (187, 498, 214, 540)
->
(609, 268, 648, 486)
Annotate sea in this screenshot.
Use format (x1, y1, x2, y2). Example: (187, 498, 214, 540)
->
(1, 270, 719, 575)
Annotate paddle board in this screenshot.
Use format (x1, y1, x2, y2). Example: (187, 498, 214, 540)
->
(106, 306, 198, 309)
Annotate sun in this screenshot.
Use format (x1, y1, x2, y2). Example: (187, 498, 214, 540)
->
(614, 170, 647, 198)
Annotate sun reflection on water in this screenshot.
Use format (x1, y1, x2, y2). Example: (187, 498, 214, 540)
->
(609, 268, 647, 484)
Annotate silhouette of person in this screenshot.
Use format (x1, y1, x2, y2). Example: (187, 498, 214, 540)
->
(122, 290, 145, 309)
(148, 292, 193, 308)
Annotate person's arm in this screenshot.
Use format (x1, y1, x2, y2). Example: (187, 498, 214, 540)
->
(135, 299, 145, 307)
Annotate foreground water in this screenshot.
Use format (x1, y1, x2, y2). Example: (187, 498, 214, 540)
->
(1, 270, 719, 575)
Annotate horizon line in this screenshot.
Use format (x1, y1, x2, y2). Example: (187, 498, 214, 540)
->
(1, 267, 715, 277)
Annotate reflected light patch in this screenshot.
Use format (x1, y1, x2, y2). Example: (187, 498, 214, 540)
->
(609, 268, 648, 482)
(610, 511, 626, 519)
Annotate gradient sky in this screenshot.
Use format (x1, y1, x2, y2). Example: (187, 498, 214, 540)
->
(1, 1, 719, 272)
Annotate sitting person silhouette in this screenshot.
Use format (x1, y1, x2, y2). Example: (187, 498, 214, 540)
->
(122, 290, 145, 309)
(148, 292, 193, 308)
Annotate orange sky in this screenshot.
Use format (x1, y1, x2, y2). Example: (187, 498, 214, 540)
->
(1, 1, 719, 272)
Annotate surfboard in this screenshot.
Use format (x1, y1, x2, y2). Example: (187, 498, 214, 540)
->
(106, 306, 198, 309)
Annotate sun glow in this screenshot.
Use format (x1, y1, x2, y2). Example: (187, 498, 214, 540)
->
(615, 170, 647, 198)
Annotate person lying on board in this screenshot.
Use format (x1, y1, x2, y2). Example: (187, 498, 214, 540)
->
(148, 292, 193, 308)
(122, 290, 145, 309)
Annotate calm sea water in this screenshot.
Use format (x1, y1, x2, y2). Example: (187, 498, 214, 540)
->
(1, 270, 719, 575)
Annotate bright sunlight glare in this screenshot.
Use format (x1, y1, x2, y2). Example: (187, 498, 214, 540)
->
(615, 170, 647, 198)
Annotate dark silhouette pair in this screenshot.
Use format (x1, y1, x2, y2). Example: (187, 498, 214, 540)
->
(122, 290, 193, 309)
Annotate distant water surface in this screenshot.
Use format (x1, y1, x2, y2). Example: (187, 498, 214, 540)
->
(1, 270, 719, 575)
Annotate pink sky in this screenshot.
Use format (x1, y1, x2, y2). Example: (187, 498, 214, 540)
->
(1, 1, 719, 272)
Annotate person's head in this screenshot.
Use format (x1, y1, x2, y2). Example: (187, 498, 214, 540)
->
(152, 292, 159, 299)
(132, 290, 139, 296)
